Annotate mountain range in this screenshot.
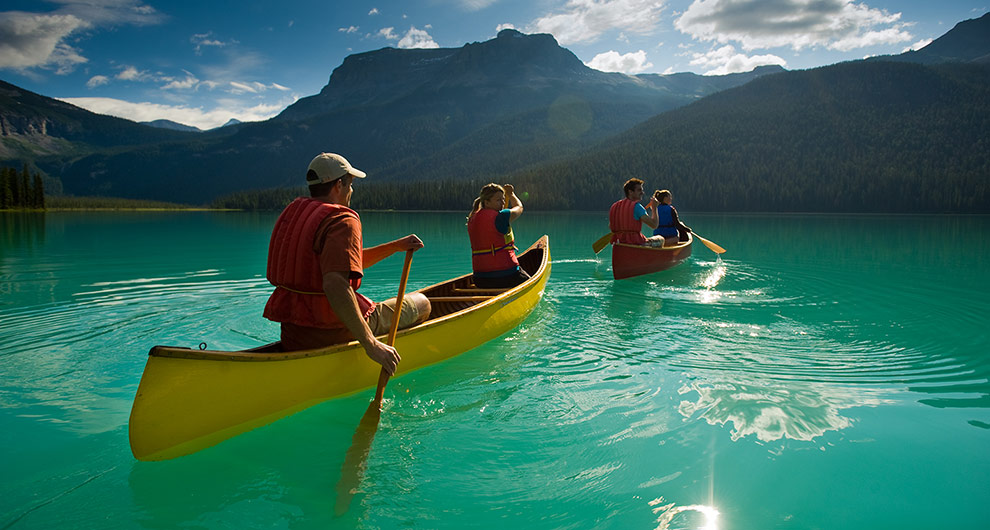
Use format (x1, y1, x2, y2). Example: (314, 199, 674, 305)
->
(1, 13, 989, 212)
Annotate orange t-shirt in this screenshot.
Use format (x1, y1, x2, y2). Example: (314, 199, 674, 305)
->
(313, 210, 374, 316)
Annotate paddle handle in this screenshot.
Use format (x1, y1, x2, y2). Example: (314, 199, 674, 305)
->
(373, 249, 414, 404)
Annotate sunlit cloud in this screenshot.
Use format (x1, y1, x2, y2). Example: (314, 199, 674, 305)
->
(689, 44, 786, 74)
(191, 32, 236, 54)
(86, 74, 109, 88)
(460, 0, 500, 10)
(369, 8, 380, 15)
(0, 1, 163, 73)
(378, 27, 398, 40)
(496, 23, 517, 32)
(338, 26, 359, 33)
(116, 65, 151, 81)
(529, 0, 667, 45)
(227, 80, 291, 94)
(397, 26, 439, 49)
(904, 38, 932, 52)
(676, 0, 912, 51)
(0, 13, 89, 72)
(160, 73, 199, 90)
(57, 96, 295, 130)
(586, 49, 654, 73)
(48, 0, 164, 26)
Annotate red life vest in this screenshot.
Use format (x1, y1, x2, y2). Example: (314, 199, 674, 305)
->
(468, 208, 519, 273)
(609, 198, 647, 245)
(263, 197, 374, 329)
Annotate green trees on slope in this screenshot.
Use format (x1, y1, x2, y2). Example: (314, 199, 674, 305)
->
(1, 165, 45, 210)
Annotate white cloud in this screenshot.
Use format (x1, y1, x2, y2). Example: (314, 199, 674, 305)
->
(904, 38, 932, 53)
(57, 96, 293, 130)
(688, 44, 785, 74)
(586, 49, 654, 73)
(369, 8, 380, 15)
(161, 73, 199, 90)
(460, 0, 500, 10)
(398, 27, 439, 49)
(227, 81, 290, 94)
(86, 75, 109, 88)
(116, 65, 150, 81)
(338, 26, 359, 33)
(378, 27, 398, 40)
(529, 0, 667, 45)
(49, 0, 164, 26)
(496, 23, 517, 32)
(0, 13, 89, 71)
(191, 32, 235, 54)
(676, 0, 912, 51)
(0, 2, 163, 73)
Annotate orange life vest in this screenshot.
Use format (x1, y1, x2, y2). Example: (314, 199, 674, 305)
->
(263, 197, 374, 329)
(609, 198, 647, 245)
(468, 208, 519, 273)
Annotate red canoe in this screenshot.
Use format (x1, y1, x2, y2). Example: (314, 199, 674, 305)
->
(612, 233, 692, 280)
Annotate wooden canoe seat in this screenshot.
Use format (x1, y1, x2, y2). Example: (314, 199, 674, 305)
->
(429, 296, 493, 303)
(452, 287, 509, 294)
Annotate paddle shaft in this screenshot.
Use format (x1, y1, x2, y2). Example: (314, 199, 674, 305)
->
(373, 249, 414, 404)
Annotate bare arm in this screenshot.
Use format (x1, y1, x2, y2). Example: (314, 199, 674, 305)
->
(362, 234, 424, 269)
(322, 271, 400, 375)
(640, 197, 660, 230)
(503, 184, 523, 222)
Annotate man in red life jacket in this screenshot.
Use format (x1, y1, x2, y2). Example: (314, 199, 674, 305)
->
(608, 178, 660, 246)
(263, 153, 430, 376)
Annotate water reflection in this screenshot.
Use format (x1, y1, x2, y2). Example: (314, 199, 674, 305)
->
(677, 381, 889, 442)
(649, 497, 720, 530)
(0, 212, 46, 252)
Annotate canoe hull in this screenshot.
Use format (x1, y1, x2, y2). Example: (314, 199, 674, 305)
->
(611, 234, 692, 280)
(129, 236, 550, 461)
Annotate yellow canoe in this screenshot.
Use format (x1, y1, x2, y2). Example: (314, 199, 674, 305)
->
(129, 236, 550, 461)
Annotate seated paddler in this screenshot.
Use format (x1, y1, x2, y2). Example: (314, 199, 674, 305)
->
(650, 189, 692, 247)
(466, 183, 530, 289)
(609, 178, 661, 246)
(263, 152, 431, 376)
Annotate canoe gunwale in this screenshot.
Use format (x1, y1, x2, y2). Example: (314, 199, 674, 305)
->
(148, 235, 550, 363)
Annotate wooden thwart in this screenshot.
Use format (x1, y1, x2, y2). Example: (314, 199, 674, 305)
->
(429, 296, 493, 303)
(452, 287, 509, 294)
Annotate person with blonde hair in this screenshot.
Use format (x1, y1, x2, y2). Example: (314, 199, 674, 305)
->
(466, 183, 529, 288)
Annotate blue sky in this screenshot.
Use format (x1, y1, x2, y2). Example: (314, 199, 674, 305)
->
(1, 0, 986, 129)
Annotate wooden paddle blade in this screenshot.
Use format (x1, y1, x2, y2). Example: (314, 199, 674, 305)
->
(592, 233, 612, 254)
(696, 234, 726, 254)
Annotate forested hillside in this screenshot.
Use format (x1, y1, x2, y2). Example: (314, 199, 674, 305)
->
(487, 61, 988, 213)
(215, 60, 990, 213)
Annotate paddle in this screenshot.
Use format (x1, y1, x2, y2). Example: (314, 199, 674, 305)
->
(335, 249, 414, 516)
(374, 249, 414, 405)
(592, 233, 612, 254)
(694, 234, 726, 254)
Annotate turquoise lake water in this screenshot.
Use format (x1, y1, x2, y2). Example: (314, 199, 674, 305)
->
(1, 211, 988, 529)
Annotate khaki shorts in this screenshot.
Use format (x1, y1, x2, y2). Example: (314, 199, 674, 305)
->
(367, 293, 427, 335)
(280, 293, 428, 351)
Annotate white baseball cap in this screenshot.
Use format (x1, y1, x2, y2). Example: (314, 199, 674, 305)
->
(306, 152, 366, 185)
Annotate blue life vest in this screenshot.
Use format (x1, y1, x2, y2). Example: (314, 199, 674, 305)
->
(653, 204, 678, 237)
